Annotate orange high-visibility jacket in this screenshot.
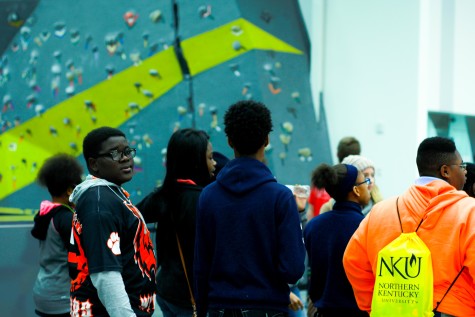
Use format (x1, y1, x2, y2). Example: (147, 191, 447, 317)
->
(343, 179, 475, 316)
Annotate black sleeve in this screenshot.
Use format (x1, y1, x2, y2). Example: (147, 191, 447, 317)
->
(52, 206, 74, 248)
(136, 187, 163, 223)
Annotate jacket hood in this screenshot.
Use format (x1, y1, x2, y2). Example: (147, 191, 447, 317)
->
(401, 179, 468, 230)
(32, 200, 63, 240)
(216, 157, 276, 194)
(39, 200, 62, 216)
(69, 174, 119, 205)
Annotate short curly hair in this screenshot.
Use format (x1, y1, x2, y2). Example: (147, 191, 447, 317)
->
(37, 153, 83, 197)
(224, 100, 273, 155)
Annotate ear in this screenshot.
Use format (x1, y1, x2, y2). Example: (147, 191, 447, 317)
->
(264, 135, 269, 147)
(439, 165, 450, 179)
(227, 137, 234, 149)
(88, 157, 99, 174)
(352, 185, 361, 197)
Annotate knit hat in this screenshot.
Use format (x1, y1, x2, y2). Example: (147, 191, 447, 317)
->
(341, 155, 375, 172)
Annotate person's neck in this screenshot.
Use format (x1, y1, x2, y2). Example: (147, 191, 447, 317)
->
(51, 195, 70, 206)
(234, 148, 265, 162)
(91, 174, 122, 187)
(235, 153, 260, 160)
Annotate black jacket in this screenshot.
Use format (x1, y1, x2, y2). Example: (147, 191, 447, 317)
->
(137, 182, 202, 308)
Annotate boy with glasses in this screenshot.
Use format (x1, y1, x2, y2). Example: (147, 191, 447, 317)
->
(68, 126, 156, 317)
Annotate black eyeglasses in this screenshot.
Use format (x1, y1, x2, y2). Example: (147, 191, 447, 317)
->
(96, 148, 136, 161)
(355, 178, 371, 187)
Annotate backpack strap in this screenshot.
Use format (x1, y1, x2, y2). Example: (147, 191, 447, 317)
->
(396, 198, 465, 312)
(396, 197, 425, 233)
(395, 197, 404, 233)
(433, 266, 465, 313)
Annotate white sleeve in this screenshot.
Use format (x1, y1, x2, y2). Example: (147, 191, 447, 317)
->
(90, 271, 136, 317)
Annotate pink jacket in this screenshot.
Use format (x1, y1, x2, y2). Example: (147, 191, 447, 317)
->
(343, 179, 475, 316)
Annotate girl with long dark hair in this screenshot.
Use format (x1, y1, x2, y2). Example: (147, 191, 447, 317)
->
(138, 128, 216, 317)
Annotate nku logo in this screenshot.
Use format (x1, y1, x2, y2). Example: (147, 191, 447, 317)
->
(378, 254, 422, 279)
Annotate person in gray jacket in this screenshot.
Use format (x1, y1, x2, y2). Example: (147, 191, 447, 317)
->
(31, 153, 83, 317)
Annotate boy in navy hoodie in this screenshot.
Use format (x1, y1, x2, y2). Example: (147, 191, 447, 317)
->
(194, 100, 306, 317)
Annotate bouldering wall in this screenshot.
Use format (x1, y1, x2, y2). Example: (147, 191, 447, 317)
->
(0, 0, 331, 215)
(0, 1, 331, 315)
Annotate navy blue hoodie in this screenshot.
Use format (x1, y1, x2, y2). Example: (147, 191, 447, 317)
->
(194, 157, 306, 316)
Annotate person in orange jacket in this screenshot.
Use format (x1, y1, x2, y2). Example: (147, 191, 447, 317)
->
(343, 136, 475, 317)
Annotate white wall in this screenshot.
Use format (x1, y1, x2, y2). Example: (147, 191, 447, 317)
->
(300, 0, 420, 197)
(453, 0, 475, 114)
(299, 0, 475, 197)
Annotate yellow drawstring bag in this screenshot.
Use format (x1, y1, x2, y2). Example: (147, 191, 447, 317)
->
(371, 198, 433, 317)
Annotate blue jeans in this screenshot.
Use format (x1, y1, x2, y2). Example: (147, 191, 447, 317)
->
(156, 293, 193, 317)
